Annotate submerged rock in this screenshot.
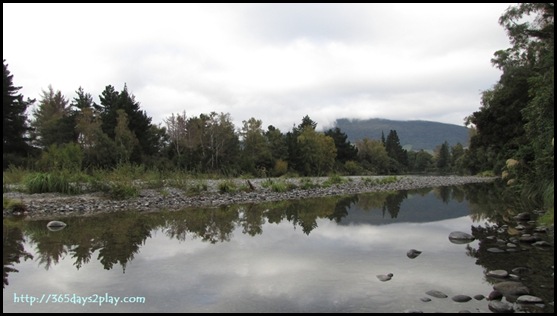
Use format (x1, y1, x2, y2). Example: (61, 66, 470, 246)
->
(426, 290, 448, 298)
(452, 295, 472, 303)
(376, 273, 393, 282)
(407, 249, 422, 259)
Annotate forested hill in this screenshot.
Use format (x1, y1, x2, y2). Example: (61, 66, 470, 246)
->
(332, 118, 470, 151)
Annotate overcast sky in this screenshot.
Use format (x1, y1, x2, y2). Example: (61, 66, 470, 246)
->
(3, 3, 513, 132)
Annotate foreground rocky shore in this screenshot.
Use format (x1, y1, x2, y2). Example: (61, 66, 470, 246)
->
(3, 175, 496, 219)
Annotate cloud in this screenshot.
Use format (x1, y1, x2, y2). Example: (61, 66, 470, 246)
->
(3, 3, 512, 132)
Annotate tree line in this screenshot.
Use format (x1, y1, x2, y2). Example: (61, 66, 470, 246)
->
(3, 64, 464, 176)
(3, 4, 552, 183)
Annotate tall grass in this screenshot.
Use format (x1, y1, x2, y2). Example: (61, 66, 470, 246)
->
(538, 181, 554, 226)
(25, 172, 81, 194)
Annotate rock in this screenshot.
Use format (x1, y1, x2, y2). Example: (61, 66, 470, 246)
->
(488, 300, 514, 313)
(487, 247, 506, 253)
(487, 290, 503, 301)
(493, 281, 530, 301)
(487, 270, 509, 278)
(426, 290, 448, 298)
(420, 297, 431, 302)
(46, 220, 67, 231)
(448, 231, 475, 244)
(473, 294, 485, 301)
(376, 273, 393, 282)
(514, 212, 531, 221)
(532, 241, 551, 247)
(407, 249, 422, 259)
(516, 295, 543, 304)
(452, 295, 472, 303)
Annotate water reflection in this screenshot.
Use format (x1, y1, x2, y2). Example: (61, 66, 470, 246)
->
(3, 182, 553, 313)
(3, 225, 33, 288)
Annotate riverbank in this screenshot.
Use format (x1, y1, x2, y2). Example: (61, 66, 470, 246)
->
(3, 175, 497, 220)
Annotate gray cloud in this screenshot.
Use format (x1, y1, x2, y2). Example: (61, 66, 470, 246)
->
(3, 3, 513, 132)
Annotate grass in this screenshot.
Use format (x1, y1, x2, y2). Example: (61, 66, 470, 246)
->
(361, 176, 399, 186)
(538, 181, 554, 226)
(322, 174, 347, 188)
(3, 197, 26, 212)
(218, 180, 237, 193)
(299, 178, 319, 190)
(24, 172, 81, 194)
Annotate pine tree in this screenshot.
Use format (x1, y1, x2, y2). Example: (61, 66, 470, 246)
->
(31, 85, 74, 147)
(3, 59, 35, 167)
(97, 84, 156, 163)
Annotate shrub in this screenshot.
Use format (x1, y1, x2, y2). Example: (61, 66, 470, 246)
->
(344, 160, 364, 175)
(218, 180, 237, 193)
(36, 143, 83, 172)
(3, 197, 26, 213)
(273, 159, 288, 177)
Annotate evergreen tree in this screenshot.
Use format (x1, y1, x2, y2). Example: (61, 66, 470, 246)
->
(385, 130, 408, 172)
(324, 127, 358, 164)
(31, 85, 75, 147)
(286, 115, 318, 173)
(3, 59, 35, 166)
(97, 84, 156, 163)
(436, 141, 451, 172)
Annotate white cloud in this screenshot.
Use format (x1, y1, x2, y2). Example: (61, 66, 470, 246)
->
(3, 3, 512, 132)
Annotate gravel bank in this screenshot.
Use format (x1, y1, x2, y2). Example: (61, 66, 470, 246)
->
(3, 175, 497, 219)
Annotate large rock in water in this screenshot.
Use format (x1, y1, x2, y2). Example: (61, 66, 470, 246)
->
(448, 231, 475, 244)
(493, 281, 530, 302)
(46, 220, 67, 232)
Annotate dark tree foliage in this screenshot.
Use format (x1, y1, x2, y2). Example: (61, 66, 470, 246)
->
(465, 3, 554, 182)
(3, 60, 35, 166)
(436, 141, 451, 172)
(265, 125, 288, 162)
(32, 86, 76, 148)
(385, 130, 408, 172)
(97, 84, 157, 163)
(324, 127, 358, 164)
(285, 115, 318, 173)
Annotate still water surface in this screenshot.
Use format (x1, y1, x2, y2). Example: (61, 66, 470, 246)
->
(3, 183, 554, 313)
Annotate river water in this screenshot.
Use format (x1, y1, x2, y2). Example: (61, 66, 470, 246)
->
(3, 182, 554, 313)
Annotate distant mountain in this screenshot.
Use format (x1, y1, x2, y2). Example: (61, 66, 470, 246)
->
(332, 118, 470, 151)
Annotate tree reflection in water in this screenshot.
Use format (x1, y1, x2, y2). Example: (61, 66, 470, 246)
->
(2, 180, 553, 313)
(3, 224, 33, 288)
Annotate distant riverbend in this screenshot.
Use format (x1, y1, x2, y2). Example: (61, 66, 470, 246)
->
(3, 175, 497, 220)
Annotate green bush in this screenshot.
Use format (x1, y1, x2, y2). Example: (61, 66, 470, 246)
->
(344, 160, 364, 175)
(36, 143, 83, 172)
